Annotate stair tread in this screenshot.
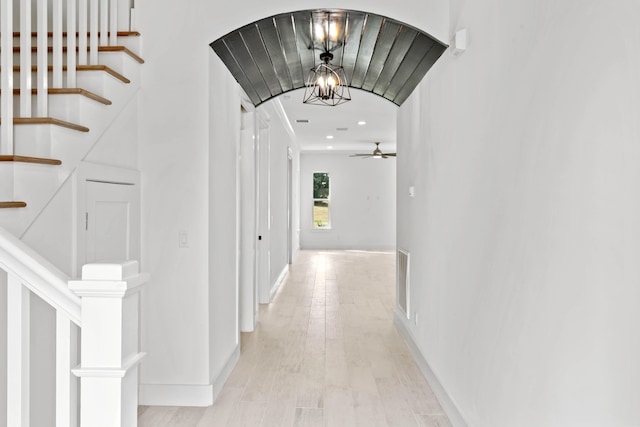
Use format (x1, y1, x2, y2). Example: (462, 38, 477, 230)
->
(0, 155, 62, 165)
(0, 202, 27, 208)
(76, 65, 131, 83)
(11, 31, 140, 37)
(6, 64, 131, 84)
(0, 87, 111, 105)
(0, 117, 89, 132)
(10, 45, 145, 64)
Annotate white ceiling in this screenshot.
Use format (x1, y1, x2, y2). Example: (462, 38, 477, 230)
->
(275, 88, 398, 154)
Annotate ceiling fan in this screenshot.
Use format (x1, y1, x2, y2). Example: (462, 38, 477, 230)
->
(350, 142, 396, 159)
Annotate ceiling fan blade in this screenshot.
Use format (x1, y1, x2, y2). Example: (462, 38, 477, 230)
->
(384, 153, 396, 157)
(350, 154, 372, 157)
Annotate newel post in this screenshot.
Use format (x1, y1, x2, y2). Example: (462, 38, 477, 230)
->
(69, 261, 149, 427)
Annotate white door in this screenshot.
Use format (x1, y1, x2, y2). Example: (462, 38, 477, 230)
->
(85, 180, 139, 263)
(257, 119, 270, 304)
(287, 149, 293, 264)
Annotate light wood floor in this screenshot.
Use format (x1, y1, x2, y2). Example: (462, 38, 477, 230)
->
(138, 250, 452, 427)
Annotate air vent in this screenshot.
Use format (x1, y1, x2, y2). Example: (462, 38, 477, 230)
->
(336, 127, 348, 131)
(296, 119, 309, 123)
(397, 249, 410, 319)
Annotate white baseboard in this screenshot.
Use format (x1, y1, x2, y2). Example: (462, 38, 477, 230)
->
(139, 344, 240, 407)
(270, 264, 289, 300)
(393, 311, 468, 427)
(210, 344, 240, 403)
(139, 383, 213, 407)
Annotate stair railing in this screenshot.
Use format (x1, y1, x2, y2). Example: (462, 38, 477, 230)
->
(0, 226, 148, 427)
(0, 227, 81, 426)
(0, 0, 135, 155)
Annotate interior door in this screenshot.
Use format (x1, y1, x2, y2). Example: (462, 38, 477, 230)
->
(287, 148, 293, 264)
(85, 180, 139, 264)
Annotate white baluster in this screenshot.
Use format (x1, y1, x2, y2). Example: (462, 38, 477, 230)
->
(100, 0, 109, 46)
(52, 0, 63, 88)
(0, 0, 14, 154)
(78, 0, 88, 66)
(56, 312, 73, 427)
(110, 0, 119, 46)
(20, 0, 32, 118)
(37, 0, 48, 117)
(7, 275, 30, 427)
(67, 0, 78, 87)
(90, 0, 99, 64)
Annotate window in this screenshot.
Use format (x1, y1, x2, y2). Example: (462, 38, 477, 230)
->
(313, 172, 330, 228)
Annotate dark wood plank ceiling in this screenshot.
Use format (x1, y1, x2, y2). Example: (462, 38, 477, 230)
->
(210, 10, 447, 107)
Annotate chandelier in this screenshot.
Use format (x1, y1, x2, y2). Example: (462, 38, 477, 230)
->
(303, 12, 351, 106)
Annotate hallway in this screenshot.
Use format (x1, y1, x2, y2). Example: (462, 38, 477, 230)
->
(138, 250, 451, 427)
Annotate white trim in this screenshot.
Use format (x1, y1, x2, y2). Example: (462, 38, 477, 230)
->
(270, 264, 289, 300)
(68, 273, 149, 298)
(394, 311, 469, 427)
(139, 345, 240, 407)
(272, 97, 296, 139)
(72, 352, 146, 378)
(210, 345, 241, 404)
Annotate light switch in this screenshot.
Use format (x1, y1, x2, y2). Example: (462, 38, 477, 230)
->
(179, 231, 189, 248)
(409, 186, 415, 198)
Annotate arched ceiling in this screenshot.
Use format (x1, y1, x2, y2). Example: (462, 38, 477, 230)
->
(210, 9, 447, 107)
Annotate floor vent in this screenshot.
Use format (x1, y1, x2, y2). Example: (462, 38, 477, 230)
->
(397, 249, 410, 319)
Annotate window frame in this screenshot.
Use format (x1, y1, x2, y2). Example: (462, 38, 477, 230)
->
(312, 172, 331, 229)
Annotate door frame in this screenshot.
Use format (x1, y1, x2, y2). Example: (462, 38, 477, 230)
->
(287, 147, 293, 264)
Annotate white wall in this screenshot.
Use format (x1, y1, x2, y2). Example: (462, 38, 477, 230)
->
(137, 1, 220, 403)
(301, 153, 395, 250)
(208, 52, 242, 397)
(396, 1, 640, 426)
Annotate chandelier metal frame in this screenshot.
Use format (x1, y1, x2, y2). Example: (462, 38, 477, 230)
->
(303, 52, 351, 106)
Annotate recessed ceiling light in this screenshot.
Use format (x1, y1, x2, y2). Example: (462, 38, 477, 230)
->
(327, 146, 333, 150)
(326, 135, 334, 139)
(357, 121, 366, 126)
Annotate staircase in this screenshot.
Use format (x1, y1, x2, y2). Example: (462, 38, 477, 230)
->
(0, 0, 142, 237)
(0, 1, 147, 426)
